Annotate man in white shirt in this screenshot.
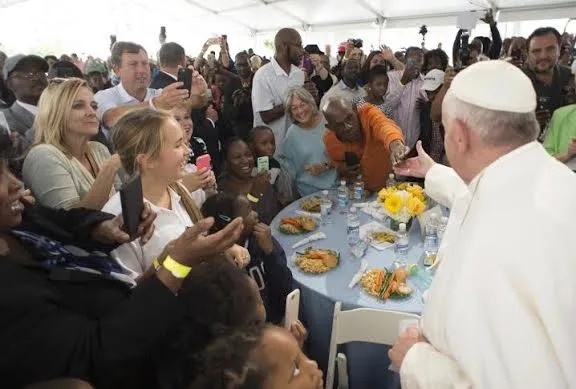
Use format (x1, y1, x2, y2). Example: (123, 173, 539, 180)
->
(320, 59, 366, 110)
(95, 42, 204, 130)
(390, 60, 576, 388)
(252, 28, 305, 154)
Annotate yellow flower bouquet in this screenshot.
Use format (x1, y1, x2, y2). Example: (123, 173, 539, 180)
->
(377, 183, 427, 226)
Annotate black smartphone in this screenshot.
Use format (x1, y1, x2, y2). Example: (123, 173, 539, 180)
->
(160, 26, 166, 36)
(119, 174, 144, 240)
(177, 68, 193, 93)
(345, 152, 360, 166)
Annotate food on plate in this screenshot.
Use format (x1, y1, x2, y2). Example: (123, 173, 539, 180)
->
(279, 216, 318, 235)
(300, 196, 322, 213)
(361, 267, 412, 301)
(294, 248, 339, 274)
(371, 231, 397, 244)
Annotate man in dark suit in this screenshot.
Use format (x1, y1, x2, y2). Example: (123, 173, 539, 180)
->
(149, 42, 186, 89)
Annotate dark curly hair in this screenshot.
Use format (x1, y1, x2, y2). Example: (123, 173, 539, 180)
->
(366, 64, 389, 84)
(201, 191, 244, 234)
(188, 324, 270, 389)
(423, 49, 449, 72)
(156, 259, 261, 389)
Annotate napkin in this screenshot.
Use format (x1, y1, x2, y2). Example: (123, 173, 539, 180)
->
(295, 210, 322, 220)
(359, 221, 397, 250)
(359, 206, 387, 221)
(292, 232, 327, 249)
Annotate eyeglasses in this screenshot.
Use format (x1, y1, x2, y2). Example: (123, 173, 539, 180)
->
(10, 71, 47, 81)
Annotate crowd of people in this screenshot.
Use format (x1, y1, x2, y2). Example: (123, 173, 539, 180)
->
(0, 11, 575, 389)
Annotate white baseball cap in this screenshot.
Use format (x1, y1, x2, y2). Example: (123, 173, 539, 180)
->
(448, 60, 536, 113)
(422, 69, 445, 91)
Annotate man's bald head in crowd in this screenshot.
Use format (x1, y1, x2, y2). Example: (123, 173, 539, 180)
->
(274, 28, 304, 66)
(322, 97, 362, 142)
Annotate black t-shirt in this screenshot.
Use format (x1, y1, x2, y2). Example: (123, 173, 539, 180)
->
(311, 74, 335, 101)
(523, 65, 573, 113)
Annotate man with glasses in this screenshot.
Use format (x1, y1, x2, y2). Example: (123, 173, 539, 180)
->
(1, 55, 48, 136)
(1, 55, 48, 175)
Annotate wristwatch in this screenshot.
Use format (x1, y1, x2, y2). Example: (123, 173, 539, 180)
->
(162, 256, 192, 279)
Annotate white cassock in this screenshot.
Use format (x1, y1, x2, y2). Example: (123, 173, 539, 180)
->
(401, 142, 576, 388)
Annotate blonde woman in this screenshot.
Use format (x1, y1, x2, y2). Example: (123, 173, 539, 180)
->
(22, 78, 121, 210)
(102, 108, 247, 275)
(279, 87, 336, 196)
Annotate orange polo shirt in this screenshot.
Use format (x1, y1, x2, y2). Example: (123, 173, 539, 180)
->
(323, 104, 404, 191)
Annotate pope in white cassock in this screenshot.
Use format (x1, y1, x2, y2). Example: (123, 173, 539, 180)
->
(389, 60, 576, 388)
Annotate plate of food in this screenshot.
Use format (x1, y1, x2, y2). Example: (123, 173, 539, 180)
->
(278, 216, 318, 235)
(294, 248, 339, 274)
(360, 267, 412, 302)
(359, 221, 397, 250)
(300, 196, 332, 213)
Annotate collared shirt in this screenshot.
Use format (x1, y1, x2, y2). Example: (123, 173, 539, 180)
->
(16, 100, 38, 116)
(252, 57, 304, 154)
(320, 80, 367, 109)
(94, 82, 161, 124)
(161, 70, 177, 81)
(386, 70, 426, 151)
(102, 187, 205, 275)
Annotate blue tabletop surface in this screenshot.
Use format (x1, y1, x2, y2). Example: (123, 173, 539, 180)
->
(272, 193, 427, 314)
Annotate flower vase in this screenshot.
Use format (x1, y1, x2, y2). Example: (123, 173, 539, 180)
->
(390, 218, 412, 232)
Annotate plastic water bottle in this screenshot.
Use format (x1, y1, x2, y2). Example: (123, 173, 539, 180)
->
(320, 190, 332, 225)
(395, 223, 409, 264)
(353, 175, 364, 202)
(407, 264, 433, 291)
(337, 180, 348, 213)
(437, 216, 449, 241)
(386, 173, 397, 188)
(347, 206, 360, 249)
(423, 213, 439, 267)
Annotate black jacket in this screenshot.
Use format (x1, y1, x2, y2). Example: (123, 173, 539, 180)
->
(149, 71, 177, 90)
(0, 205, 185, 389)
(245, 235, 293, 324)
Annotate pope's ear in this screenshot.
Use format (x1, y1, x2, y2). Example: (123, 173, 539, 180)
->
(452, 118, 472, 153)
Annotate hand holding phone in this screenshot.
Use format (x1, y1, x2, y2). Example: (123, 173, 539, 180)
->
(284, 289, 300, 329)
(177, 68, 193, 94)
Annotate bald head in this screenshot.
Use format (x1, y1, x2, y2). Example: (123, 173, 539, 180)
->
(274, 28, 304, 66)
(322, 97, 361, 143)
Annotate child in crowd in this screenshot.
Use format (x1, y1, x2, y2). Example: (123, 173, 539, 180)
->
(353, 64, 394, 118)
(248, 126, 295, 205)
(170, 102, 209, 167)
(189, 325, 321, 389)
(201, 192, 294, 326)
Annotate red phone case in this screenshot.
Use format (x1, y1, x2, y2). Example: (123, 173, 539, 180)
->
(196, 154, 212, 170)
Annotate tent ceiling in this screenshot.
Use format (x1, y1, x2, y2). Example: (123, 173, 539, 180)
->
(1, 0, 575, 33)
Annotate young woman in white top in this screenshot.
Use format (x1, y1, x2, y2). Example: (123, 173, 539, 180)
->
(22, 78, 121, 210)
(102, 108, 246, 275)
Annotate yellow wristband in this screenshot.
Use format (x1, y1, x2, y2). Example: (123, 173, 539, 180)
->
(162, 256, 192, 279)
(247, 194, 260, 203)
(153, 258, 161, 271)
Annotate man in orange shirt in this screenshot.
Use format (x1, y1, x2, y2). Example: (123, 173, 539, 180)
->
(323, 97, 406, 191)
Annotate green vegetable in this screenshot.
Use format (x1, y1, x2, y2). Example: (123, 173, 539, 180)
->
(379, 272, 392, 297)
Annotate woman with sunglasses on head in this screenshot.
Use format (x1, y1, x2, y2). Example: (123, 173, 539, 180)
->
(22, 78, 121, 210)
(0, 132, 245, 389)
(102, 108, 248, 276)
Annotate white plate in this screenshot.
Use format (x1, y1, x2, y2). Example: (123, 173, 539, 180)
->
(359, 221, 397, 250)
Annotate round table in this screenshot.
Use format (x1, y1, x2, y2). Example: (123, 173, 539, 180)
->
(271, 193, 427, 389)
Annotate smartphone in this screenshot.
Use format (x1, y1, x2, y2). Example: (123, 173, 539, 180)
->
(257, 156, 269, 173)
(177, 68, 193, 94)
(196, 154, 212, 170)
(344, 152, 360, 167)
(119, 174, 144, 240)
(284, 289, 301, 329)
(160, 26, 166, 36)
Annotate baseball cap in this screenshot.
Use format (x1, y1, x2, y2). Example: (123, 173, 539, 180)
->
(85, 61, 108, 75)
(3, 54, 49, 81)
(422, 69, 445, 91)
(304, 44, 324, 55)
(449, 60, 536, 113)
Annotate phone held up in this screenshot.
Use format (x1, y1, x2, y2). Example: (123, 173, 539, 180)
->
(177, 68, 193, 94)
(119, 173, 144, 240)
(196, 154, 212, 171)
(257, 156, 270, 173)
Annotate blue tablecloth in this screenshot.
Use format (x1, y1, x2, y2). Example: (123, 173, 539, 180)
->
(271, 193, 427, 389)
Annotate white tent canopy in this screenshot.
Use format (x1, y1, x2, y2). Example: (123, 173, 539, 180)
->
(0, 0, 574, 57)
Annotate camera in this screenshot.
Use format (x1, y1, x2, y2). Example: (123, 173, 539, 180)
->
(351, 39, 363, 48)
(458, 30, 471, 70)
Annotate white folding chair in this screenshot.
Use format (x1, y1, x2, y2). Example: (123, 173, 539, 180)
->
(325, 301, 420, 389)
